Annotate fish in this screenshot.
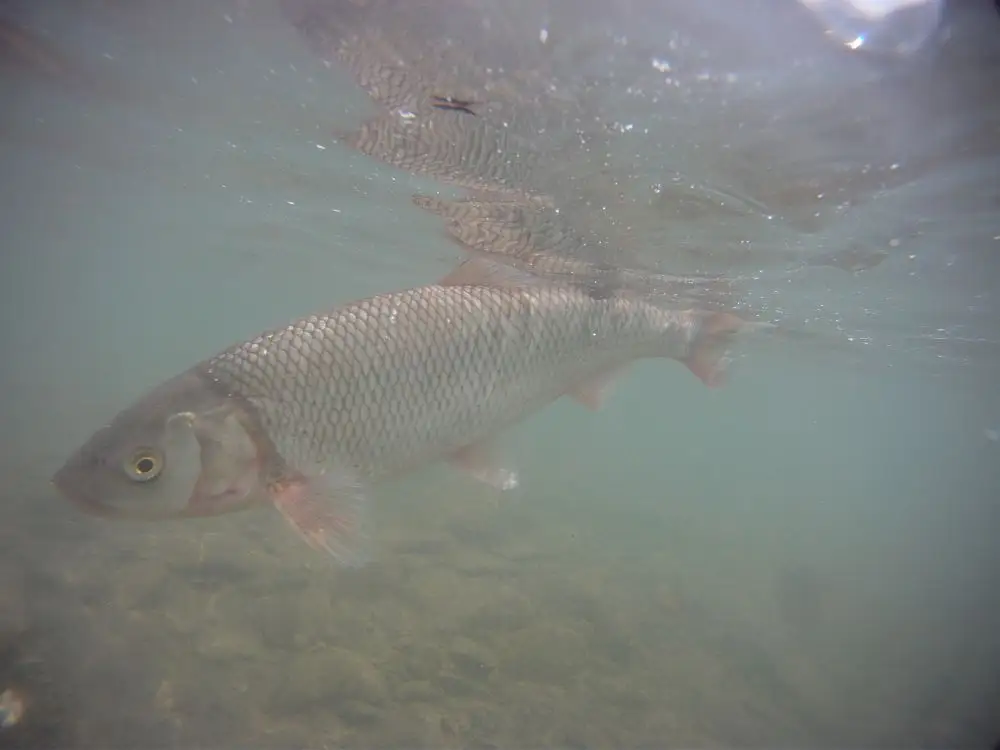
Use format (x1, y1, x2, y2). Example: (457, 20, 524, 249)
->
(412, 193, 731, 302)
(52, 261, 745, 567)
(338, 111, 552, 205)
(806, 244, 889, 273)
(324, 29, 567, 206)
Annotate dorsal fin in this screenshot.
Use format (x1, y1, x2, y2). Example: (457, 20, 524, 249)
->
(438, 257, 543, 289)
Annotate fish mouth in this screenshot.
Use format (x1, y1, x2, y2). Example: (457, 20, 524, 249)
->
(51, 462, 117, 519)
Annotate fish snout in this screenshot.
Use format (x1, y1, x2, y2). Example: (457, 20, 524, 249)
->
(51, 456, 115, 517)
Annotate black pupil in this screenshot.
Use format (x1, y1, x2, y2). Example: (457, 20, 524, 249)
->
(136, 457, 155, 474)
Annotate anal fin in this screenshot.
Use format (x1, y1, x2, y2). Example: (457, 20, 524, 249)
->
(448, 441, 519, 491)
(271, 468, 371, 568)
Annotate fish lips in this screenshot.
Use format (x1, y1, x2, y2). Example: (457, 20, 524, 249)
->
(51, 457, 120, 518)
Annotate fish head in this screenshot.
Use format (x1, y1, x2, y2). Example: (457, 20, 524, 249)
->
(52, 372, 266, 520)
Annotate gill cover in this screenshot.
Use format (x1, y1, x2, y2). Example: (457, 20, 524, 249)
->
(100, 410, 204, 518)
(181, 409, 264, 516)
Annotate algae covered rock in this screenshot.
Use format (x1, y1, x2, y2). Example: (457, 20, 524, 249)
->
(255, 587, 336, 650)
(274, 647, 388, 711)
(500, 623, 589, 685)
(394, 679, 438, 703)
(449, 635, 497, 681)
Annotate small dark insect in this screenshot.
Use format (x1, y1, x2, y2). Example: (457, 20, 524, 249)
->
(430, 95, 478, 116)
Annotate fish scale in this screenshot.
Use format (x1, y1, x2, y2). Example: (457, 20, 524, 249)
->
(52, 267, 744, 566)
(342, 112, 549, 204)
(411, 194, 734, 306)
(203, 283, 667, 481)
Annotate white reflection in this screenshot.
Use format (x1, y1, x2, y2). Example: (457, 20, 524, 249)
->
(798, 0, 945, 56)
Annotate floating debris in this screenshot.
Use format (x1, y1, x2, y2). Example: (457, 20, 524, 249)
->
(430, 94, 479, 116)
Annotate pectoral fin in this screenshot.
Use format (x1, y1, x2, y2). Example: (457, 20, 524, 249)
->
(271, 467, 371, 568)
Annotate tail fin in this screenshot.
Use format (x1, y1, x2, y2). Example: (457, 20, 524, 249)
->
(684, 312, 746, 387)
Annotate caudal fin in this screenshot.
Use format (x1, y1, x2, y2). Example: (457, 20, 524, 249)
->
(684, 312, 746, 387)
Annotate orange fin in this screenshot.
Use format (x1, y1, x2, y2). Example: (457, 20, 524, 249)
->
(448, 441, 519, 491)
(685, 312, 746, 387)
(271, 469, 370, 567)
(568, 366, 630, 410)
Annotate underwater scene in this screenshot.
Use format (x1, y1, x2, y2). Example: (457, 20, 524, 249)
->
(1, 0, 999, 747)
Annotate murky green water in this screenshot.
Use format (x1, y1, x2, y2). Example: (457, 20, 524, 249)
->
(1, 0, 998, 747)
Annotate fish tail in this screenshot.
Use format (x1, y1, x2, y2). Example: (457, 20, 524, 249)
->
(683, 311, 746, 387)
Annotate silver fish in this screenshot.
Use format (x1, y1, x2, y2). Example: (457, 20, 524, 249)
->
(52, 262, 744, 566)
(412, 193, 730, 299)
(338, 111, 551, 205)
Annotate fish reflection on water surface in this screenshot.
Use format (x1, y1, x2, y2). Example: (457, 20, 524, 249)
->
(52, 261, 746, 567)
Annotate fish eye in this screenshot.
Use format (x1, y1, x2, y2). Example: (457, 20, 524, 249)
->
(125, 448, 164, 482)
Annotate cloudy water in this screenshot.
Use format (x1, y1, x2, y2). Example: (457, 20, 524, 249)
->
(1, 0, 998, 746)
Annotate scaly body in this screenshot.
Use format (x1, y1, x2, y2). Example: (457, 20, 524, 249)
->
(52, 264, 742, 566)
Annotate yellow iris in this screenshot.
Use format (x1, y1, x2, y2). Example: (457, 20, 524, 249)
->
(126, 448, 163, 482)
